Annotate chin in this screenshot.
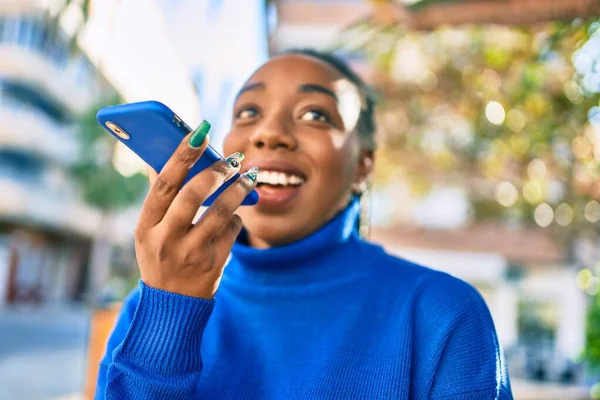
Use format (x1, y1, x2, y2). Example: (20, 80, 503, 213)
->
(239, 209, 311, 248)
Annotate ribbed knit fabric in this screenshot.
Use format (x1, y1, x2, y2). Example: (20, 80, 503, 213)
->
(97, 201, 513, 399)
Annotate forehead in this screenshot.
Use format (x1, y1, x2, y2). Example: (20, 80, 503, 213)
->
(246, 54, 345, 86)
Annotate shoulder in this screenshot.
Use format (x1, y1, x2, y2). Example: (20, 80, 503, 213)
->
(359, 239, 489, 320)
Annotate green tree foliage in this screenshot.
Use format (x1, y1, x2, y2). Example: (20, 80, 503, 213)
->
(339, 19, 600, 235)
(586, 294, 600, 372)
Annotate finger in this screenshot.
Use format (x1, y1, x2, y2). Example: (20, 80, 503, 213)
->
(209, 214, 243, 269)
(189, 167, 257, 241)
(163, 152, 245, 230)
(138, 121, 211, 228)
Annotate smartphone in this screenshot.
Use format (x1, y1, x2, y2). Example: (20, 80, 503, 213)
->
(96, 100, 259, 206)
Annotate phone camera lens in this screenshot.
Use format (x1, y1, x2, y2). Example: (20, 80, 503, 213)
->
(106, 121, 130, 140)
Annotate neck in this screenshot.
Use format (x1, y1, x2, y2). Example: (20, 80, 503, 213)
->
(222, 199, 367, 288)
(246, 234, 270, 249)
(243, 195, 358, 249)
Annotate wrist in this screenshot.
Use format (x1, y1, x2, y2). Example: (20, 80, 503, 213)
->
(140, 276, 219, 300)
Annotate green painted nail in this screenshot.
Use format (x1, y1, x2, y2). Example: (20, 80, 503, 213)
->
(225, 152, 244, 168)
(189, 120, 211, 148)
(244, 166, 259, 182)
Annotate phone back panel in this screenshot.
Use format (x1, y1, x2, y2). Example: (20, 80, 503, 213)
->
(96, 101, 258, 206)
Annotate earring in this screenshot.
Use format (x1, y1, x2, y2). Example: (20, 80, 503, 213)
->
(352, 180, 370, 239)
(352, 181, 368, 196)
(359, 186, 371, 238)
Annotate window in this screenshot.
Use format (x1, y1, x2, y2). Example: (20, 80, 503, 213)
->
(18, 18, 34, 47)
(4, 18, 18, 44)
(0, 16, 103, 90)
(29, 19, 43, 50)
(0, 16, 71, 69)
(518, 299, 558, 342)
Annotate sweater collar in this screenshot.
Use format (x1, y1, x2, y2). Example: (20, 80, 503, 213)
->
(222, 199, 366, 287)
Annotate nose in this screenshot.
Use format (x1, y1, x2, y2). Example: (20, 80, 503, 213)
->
(249, 114, 298, 151)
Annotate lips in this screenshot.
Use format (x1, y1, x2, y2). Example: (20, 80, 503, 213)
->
(243, 160, 308, 210)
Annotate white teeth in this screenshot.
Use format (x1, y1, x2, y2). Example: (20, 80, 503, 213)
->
(277, 173, 286, 185)
(256, 170, 305, 186)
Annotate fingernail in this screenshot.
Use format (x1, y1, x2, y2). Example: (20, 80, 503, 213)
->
(225, 152, 244, 168)
(243, 166, 259, 182)
(189, 120, 211, 148)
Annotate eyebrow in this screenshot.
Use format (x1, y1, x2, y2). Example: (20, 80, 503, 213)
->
(298, 84, 338, 102)
(234, 82, 339, 103)
(235, 82, 265, 100)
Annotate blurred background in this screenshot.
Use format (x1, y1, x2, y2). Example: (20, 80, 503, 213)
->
(0, 0, 599, 399)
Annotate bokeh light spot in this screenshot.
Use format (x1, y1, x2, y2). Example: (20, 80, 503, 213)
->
(555, 203, 574, 226)
(523, 180, 544, 204)
(587, 277, 600, 296)
(585, 200, 600, 223)
(485, 101, 506, 125)
(495, 182, 518, 207)
(527, 159, 547, 180)
(576, 268, 593, 289)
(506, 109, 526, 132)
(534, 203, 553, 227)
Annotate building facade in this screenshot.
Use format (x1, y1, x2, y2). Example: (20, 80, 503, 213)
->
(0, 1, 115, 305)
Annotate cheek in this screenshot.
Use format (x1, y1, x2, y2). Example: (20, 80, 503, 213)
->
(331, 132, 349, 150)
(222, 131, 245, 156)
(307, 135, 359, 183)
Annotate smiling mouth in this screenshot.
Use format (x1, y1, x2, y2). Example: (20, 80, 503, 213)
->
(251, 169, 307, 210)
(256, 170, 306, 188)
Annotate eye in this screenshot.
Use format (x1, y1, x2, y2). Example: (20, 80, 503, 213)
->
(236, 107, 259, 120)
(300, 109, 331, 123)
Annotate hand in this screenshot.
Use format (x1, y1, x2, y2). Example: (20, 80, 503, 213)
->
(134, 121, 257, 299)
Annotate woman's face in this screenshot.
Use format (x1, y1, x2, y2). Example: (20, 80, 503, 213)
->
(223, 54, 372, 248)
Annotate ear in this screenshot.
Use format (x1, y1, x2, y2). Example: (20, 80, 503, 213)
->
(352, 149, 374, 194)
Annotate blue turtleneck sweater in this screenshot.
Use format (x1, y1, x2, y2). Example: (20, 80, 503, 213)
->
(96, 202, 512, 399)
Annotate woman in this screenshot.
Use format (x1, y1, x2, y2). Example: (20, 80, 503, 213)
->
(96, 49, 513, 399)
